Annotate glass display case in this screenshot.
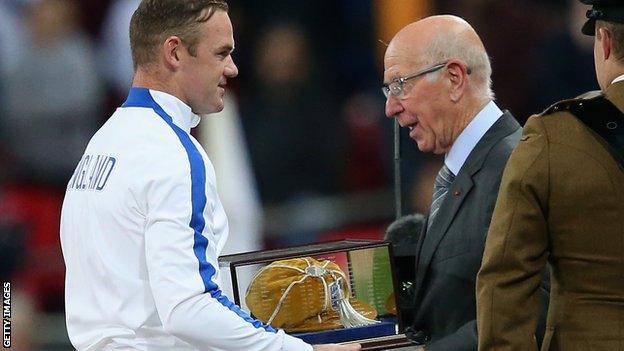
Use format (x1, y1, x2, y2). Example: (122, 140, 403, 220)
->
(218, 240, 415, 349)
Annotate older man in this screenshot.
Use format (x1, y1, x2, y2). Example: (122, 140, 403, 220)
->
(60, 1, 359, 350)
(477, 1, 624, 349)
(383, 15, 523, 350)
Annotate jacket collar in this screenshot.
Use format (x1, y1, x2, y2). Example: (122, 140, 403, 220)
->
(123, 87, 201, 133)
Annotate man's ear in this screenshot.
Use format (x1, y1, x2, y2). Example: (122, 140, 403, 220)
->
(447, 61, 469, 102)
(599, 27, 612, 61)
(162, 35, 183, 70)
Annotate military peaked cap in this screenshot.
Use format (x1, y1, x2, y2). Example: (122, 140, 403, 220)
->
(581, 0, 624, 35)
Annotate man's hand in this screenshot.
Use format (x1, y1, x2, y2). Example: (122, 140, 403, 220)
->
(313, 343, 362, 351)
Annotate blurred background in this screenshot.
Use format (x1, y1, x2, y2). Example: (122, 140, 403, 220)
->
(0, 0, 595, 349)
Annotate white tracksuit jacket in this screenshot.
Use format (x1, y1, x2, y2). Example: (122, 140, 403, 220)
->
(60, 88, 312, 351)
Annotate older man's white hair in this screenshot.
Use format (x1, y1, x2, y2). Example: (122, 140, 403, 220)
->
(423, 27, 494, 100)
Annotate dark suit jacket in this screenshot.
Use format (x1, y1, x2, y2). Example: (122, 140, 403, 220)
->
(477, 83, 624, 351)
(410, 111, 523, 350)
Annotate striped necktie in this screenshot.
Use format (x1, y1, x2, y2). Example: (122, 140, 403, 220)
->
(427, 164, 455, 231)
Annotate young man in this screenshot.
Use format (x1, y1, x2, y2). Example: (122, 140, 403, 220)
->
(60, 1, 360, 350)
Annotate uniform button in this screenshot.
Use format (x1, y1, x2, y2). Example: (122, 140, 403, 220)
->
(607, 121, 618, 130)
(453, 190, 461, 197)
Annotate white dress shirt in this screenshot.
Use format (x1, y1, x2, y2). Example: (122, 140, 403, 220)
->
(444, 100, 504, 176)
(61, 88, 311, 351)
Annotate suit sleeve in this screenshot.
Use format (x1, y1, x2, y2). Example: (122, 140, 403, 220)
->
(476, 116, 551, 351)
(142, 147, 311, 351)
(425, 320, 477, 351)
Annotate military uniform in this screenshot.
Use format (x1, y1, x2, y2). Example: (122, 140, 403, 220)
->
(476, 79, 624, 350)
(476, 2, 624, 349)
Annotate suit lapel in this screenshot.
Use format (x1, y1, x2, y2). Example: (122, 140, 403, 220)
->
(414, 112, 521, 293)
(414, 172, 473, 289)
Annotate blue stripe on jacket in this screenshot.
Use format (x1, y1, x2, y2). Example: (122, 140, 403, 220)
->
(122, 87, 276, 333)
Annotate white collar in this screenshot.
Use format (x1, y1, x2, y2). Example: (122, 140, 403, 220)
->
(149, 89, 201, 132)
(444, 100, 503, 175)
(611, 74, 624, 85)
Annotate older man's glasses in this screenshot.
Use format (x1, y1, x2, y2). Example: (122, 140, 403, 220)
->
(382, 62, 448, 99)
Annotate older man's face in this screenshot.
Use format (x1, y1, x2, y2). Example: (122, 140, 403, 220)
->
(383, 45, 455, 155)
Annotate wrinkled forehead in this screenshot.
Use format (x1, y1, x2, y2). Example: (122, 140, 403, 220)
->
(383, 41, 424, 81)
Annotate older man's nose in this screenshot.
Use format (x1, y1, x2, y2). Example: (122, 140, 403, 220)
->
(385, 96, 403, 118)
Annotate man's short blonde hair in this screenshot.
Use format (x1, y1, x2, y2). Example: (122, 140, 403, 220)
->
(129, 0, 228, 70)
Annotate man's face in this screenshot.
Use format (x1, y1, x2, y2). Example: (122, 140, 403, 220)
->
(384, 46, 454, 155)
(178, 10, 238, 114)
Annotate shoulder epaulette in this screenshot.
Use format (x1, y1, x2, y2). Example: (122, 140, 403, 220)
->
(540, 90, 604, 116)
(538, 90, 624, 171)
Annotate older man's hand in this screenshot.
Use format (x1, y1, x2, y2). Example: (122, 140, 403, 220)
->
(312, 343, 361, 351)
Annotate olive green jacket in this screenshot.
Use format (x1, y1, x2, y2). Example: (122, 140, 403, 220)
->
(476, 82, 624, 351)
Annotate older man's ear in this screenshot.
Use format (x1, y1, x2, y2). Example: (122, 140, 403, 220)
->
(446, 61, 469, 102)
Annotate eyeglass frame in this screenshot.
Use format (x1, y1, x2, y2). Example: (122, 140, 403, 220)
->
(382, 61, 449, 99)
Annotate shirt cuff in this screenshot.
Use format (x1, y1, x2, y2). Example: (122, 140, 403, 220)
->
(279, 330, 313, 351)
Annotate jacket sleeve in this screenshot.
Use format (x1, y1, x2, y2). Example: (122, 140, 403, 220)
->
(142, 146, 311, 351)
(476, 116, 550, 351)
